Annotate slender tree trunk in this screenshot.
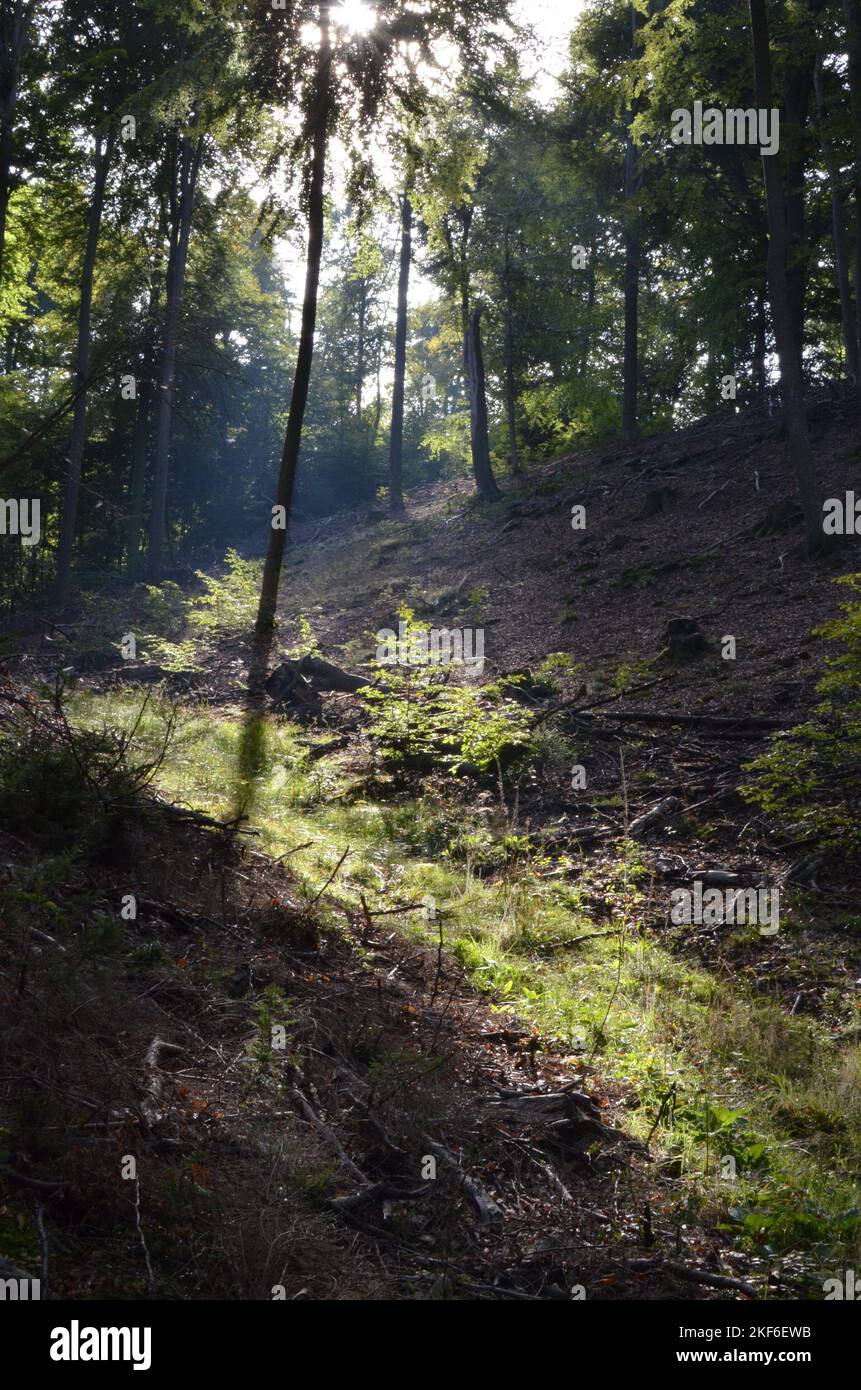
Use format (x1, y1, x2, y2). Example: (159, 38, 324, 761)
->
(503, 223, 520, 476)
(842, 0, 861, 379)
(0, 1, 32, 291)
(147, 133, 203, 579)
(749, 0, 822, 550)
(814, 51, 858, 381)
(256, 20, 331, 630)
(783, 59, 811, 371)
(579, 232, 597, 379)
(621, 139, 639, 442)
(388, 191, 411, 514)
(753, 274, 767, 400)
(125, 280, 160, 569)
(54, 131, 115, 608)
(466, 307, 500, 500)
(621, 5, 641, 443)
(355, 276, 366, 422)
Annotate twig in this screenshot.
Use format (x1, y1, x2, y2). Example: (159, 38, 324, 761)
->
(133, 1177, 156, 1296)
(34, 1203, 50, 1294)
(289, 1086, 366, 1183)
(305, 846, 350, 912)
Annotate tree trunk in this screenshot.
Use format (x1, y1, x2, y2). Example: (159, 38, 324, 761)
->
(388, 190, 411, 514)
(465, 306, 501, 500)
(0, 1, 32, 290)
(621, 5, 641, 443)
(355, 276, 366, 422)
(147, 133, 203, 579)
(125, 279, 160, 570)
(753, 274, 767, 399)
(813, 51, 858, 381)
(579, 232, 597, 379)
(783, 57, 811, 372)
(749, 0, 822, 551)
(842, 0, 861, 380)
(503, 223, 520, 476)
(256, 20, 331, 630)
(54, 131, 115, 608)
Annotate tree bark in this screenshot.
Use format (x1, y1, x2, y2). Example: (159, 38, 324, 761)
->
(125, 279, 160, 570)
(355, 275, 366, 422)
(842, 0, 861, 380)
(388, 190, 411, 514)
(54, 130, 116, 608)
(0, 1, 33, 291)
(753, 273, 767, 399)
(749, 0, 822, 551)
(813, 50, 858, 381)
(783, 56, 812, 371)
(147, 133, 203, 579)
(465, 306, 500, 500)
(621, 4, 641, 444)
(256, 16, 331, 630)
(503, 222, 520, 476)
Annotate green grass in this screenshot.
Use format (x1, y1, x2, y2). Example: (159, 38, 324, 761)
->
(70, 688, 861, 1288)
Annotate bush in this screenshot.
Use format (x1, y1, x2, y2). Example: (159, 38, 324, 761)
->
(742, 574, 861, 855)
(362, 607, 535, 774)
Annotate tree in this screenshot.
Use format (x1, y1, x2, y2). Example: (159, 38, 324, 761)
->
(54, 129, 116, 607)
(0, 0, 35, 289)
(256, 7, 332, 630)
(388, 189, 411, 513)
(749, 0, 821, 551)
(147, 129, 205, 577)
(842, 0, 861, 378)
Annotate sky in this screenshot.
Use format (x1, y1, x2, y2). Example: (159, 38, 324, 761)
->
(276, 1, 583, 324)
(513, 0, 582, 104)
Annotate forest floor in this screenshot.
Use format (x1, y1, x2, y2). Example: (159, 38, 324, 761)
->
(4, 393, 861, 1300)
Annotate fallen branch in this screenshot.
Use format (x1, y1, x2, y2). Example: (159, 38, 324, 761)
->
(423, 1136, 503, 1224)
(629, 1256, 756, 1298)
(289, 1086, 366, 1183)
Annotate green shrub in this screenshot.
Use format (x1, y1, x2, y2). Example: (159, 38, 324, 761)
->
(362, 608, 535, 774)
(742, 574, 861, 854)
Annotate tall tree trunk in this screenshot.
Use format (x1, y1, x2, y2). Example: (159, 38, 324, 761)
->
(579, 232, 597, 379)
(0, 1, 32, 291)
(749, 0, 822, 550)
(54, 131, 115, 608)
(465, 306, 500, 500)
(814, 51, 858, 381)
(256, 17, 331, 630)
(621, 139, 639, 442)
(621, 4, 641, 443)
(355, 276, 366, 422)
(842, 0, 861, 379)
(125, 279, 160, 570)
(147, 133, 203, 579)
(503, 223, 520, 476)
(783, 55, 812, 372)
(388, 190, 411, 515)
(753, 273, 767, 400)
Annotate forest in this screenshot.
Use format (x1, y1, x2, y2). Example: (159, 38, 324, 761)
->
(2, 0, 861, 1341)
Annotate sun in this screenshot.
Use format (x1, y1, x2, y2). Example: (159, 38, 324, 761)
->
(331, 1, 376, 35)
